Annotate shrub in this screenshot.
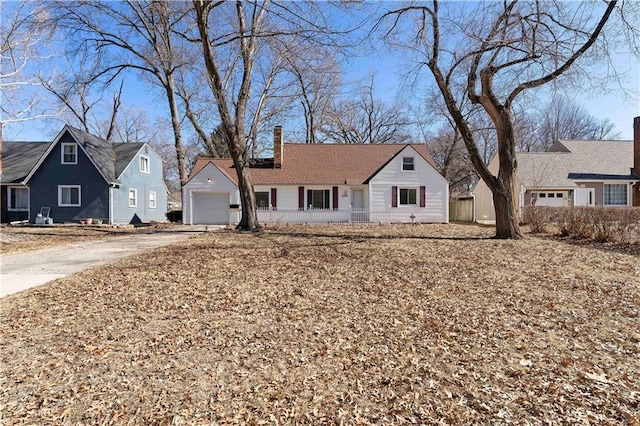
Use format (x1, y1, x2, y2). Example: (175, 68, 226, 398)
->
(166, 210, 183, 223)
(522, 206, 640, 243)
(522, 206, 552, 233)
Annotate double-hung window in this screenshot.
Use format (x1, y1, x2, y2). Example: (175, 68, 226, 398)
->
(61, 143, 77, 164)
(8, 187, 29, 210)
(129, 189, 138, 207)
(307, 189, 330, 209)
(140, 155, 150, 174)
(255, 191, 270, 209)
(402, 157, 415, 171)
(149, 191, 156, 209)
(604, 184, 627, 206)
(399, 188, 417, 205)
(58, 185, 81, 207)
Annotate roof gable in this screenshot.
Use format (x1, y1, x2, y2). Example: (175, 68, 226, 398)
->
(20, 125, 155, 185)
(188, 143, 441, 186)
(114, 143, 145, 178)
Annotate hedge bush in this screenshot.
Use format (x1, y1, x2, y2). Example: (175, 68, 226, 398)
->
(522, 206, 640, 243)
(166, 210, 183, 223)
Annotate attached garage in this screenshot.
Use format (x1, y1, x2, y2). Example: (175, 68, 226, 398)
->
(191, 192, 230, 225)
(531, 191, 567, 207)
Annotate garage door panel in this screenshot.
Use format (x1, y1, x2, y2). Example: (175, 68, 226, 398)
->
(192, 192, 229, 224)
(535, 192, 566, 207)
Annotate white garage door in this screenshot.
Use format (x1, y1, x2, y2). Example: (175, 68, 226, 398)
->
(192, 192, 230, 225)
(534, 192, 566, 207)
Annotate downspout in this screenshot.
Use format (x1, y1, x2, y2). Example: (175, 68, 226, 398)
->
(109, 184, 115, 225)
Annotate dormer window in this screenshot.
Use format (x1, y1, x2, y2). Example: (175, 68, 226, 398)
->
(140, 155, 150, 174)
(402, 157, 414, 171)
(61, 143, 77, 164)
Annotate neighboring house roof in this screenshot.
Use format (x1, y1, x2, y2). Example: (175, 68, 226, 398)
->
(516, 140, 637, 189)
(5, 125, 153, 185)
(114, 142, 145, 178)
(188, 143, 438, 186)
(0, 142, 50, 184)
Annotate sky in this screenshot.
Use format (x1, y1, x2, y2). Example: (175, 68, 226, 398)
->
(2, 1, 640, 142)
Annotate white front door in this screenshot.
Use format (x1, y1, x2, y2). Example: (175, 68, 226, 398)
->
(574, 188, 595, 207)
(352, 189, 364, 208)
(351, 189, 368, 222)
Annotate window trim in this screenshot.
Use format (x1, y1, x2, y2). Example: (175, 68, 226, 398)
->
(61, 143, 78, 165)
(603, 183, 628, 206)
(399, 187, 417, 205)
(139, 155, 150, 174)
(149, 191, 156, 209)
(8, 186, 29, 211)
(129, 188, 138, 208)
(58, 185, 81, 207)
(402, 156, 415, 171)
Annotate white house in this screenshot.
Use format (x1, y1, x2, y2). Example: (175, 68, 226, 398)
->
(183, 127, 449, 225)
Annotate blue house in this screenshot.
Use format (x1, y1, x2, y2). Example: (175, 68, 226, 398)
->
(0, 125, 167, 224)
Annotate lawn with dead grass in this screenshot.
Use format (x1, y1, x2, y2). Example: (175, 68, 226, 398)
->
(1, 224, 638, 424)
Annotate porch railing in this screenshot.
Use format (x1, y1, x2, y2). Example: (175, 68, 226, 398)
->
(257, 207, 390, 224)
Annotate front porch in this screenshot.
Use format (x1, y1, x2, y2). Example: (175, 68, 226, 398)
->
(255, 207, 391, 224)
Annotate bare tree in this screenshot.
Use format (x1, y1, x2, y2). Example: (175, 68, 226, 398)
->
(534, 94, 620, 150)
(427, 126, 475, 196)
(192, 0, 349, 230)
(320, 76, 412, 144)
(0, 1, 59, 130)
(52, 0, 197, 186)
(40, 69, 124, 140)
(378, 1, 622, 238)
(282, 45, 342, 144)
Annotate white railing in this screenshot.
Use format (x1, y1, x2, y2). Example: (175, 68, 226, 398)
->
(257, 207, 390, 224)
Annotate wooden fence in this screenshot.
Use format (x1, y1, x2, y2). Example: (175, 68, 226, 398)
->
(449, 197, 474, 222)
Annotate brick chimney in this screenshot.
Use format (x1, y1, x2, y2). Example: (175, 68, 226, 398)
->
(273, 126, 283, 168)
(633, 116, 640, 206)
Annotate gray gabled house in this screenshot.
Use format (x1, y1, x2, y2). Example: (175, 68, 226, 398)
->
(472, 117, 640, 223)
(0, 125, 168, 224)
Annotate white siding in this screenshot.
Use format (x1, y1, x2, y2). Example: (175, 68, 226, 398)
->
(183, 163, 239, 225)
(369, 146, 448, 223)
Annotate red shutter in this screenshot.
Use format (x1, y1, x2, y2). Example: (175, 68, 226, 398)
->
(271, 188, 277, 211)
(298, 186, 304, 210)
(332, 186, 339, 210)
(391, 186, 398, 208)
(420, 186, 426, 207)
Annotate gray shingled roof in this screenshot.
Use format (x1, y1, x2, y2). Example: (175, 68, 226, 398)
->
(516, 140, 636, 189)
(66, 126, 118, 182)
(114, 142, 144, 178)
(2, 126, 147, 185)
(0, 142, 50, 184)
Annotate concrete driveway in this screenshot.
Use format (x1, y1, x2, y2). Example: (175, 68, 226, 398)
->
(0, 226, 209, 297)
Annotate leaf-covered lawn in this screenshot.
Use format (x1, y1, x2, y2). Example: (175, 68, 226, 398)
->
(1, 224, 638, 425)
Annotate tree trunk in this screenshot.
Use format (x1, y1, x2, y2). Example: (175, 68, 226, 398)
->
(225, 127, 261, 231)
(165, 75, 187, 187)
(492, 179, 523, 239)
(235, 163, 260, 230)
